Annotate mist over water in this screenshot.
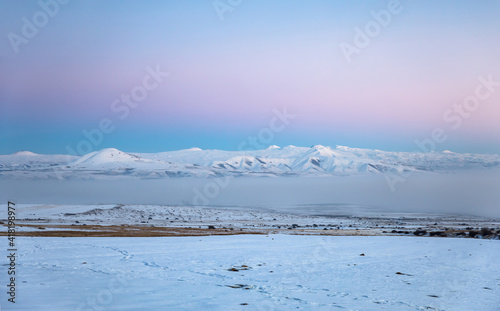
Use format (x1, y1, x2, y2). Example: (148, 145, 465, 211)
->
(1, 170, 499, 218)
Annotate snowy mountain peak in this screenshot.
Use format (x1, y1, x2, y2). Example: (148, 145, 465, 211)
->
(309, 145, 337, 157)
(99, 148, 121, 153)
(71, 148, 143, 167)
(267, 145, 281, 149)
(335, 145, 353, 151)
(12, 151, 37, 156)
(186, 147, 202, 151)
(92, 148, 133, 158)
(311, 145, 330, 150)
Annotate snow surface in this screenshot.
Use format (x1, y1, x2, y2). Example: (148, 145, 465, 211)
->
(7, 203, 500, 234)
(3, 235, 499, 310)
(1, 145, 499, 179)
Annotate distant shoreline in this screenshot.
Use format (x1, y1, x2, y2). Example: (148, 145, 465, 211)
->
(2, 204, 499, 239)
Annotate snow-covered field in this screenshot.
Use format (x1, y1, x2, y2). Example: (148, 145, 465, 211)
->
(3, 204, 499, 309)
(5, 204, 500, 238)
(3, 235, 499, 311)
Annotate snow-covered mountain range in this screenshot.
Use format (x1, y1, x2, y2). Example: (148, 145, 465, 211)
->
(1, 145, 499, 179)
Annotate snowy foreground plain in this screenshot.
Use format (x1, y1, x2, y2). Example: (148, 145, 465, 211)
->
(2, 235, 500, 311)
(1, 204, 500, 310)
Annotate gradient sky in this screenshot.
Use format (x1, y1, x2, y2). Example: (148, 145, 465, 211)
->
(1, 0, 499, 155)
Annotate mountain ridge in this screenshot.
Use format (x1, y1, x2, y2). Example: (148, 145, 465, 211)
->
(1, 145, 499, 179)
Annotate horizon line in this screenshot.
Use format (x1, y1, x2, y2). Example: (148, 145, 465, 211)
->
(2, 145, 494, 157)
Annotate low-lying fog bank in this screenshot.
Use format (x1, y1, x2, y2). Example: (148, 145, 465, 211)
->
(1, 170, 499, 218)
